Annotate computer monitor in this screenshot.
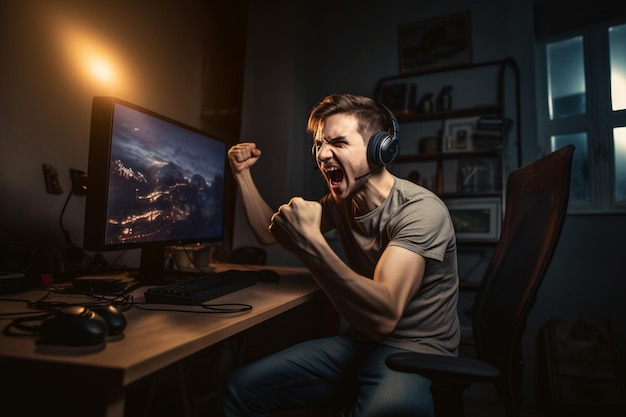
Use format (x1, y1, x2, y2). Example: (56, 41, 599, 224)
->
(83, 97, 228, 282)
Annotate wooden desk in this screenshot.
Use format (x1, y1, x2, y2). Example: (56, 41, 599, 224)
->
(0, 265, 329, 417)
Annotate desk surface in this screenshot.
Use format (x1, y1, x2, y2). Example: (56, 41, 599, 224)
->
(0, 264, 320, 413)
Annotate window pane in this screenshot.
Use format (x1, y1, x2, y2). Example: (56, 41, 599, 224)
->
(547, 37, 586, 119)
(614, 127, 626, 202)
(609, 24, 626, 111)
(551, 133, 589, 204)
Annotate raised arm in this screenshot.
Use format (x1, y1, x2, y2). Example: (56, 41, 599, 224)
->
(228, 143, 276, 245)
(269, 197, 425, 341)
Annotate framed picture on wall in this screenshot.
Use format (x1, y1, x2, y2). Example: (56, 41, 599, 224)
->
(398, 11, 472, 74)
(442, 157, 502, 194)
(442, 117, 478, 152)
(457, 157, 502, 193)
(446, 197, 501, 242)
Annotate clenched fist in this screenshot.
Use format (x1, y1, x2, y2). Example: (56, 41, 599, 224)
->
(228, 142, 261, 174)
(269, 197, 323, 256)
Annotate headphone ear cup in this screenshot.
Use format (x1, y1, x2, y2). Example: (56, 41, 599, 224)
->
(368, 131, 399, 166)
(370, 102, 399, 166)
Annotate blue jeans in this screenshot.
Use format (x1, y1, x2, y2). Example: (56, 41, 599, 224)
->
(223, 335, 434, 417)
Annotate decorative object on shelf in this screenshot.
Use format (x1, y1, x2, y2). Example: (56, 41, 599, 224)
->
(442, 117, 478, 152)
(417, 93, 434, 113)
(380, 83, 417, 113)
(456, 157, 501, 193)
(418, 136, 440, 154)
(436, 85, 453, 112)
(441, 157, 501, 194)
(389, 160, 439, 192)
(398, 11, 472, 74)
(445, 197, 501, 242)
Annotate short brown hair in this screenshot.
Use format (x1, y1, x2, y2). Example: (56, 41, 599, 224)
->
(307, 94, 386, 143)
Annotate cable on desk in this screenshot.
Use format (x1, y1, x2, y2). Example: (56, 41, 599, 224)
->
(0, 292, 53, 318)
(26, 291, 128, 310)
(132, 301, 253, 314)
(3, 312, 52, 337)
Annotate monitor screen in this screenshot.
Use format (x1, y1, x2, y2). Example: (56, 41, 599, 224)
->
(84, 97, 227, 281)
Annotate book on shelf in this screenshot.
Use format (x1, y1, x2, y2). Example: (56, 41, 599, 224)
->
(471, 116, 512, 150)
(475, 116, 513, 131)
(472, 135, 503, 151)
(473, 129, 503, 138)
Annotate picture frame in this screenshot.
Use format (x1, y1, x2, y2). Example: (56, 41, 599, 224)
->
(446, 197, 501, 242)
(457, 157, 502, 194)
(398, 11, 472, 75)
(442, 117, 478, 153)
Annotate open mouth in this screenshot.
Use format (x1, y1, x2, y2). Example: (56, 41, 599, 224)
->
(324, 166, 344, 186)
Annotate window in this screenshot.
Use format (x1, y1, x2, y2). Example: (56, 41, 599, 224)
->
(536, 19, 626, 213)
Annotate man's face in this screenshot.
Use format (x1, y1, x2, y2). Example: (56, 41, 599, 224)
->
(313, 113, 370, 202)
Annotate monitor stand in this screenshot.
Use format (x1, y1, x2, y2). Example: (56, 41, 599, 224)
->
(138, 244, 216, 284)
(138, 244, 167, 284)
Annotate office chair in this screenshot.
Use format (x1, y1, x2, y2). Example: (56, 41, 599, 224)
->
(229, 246, 267, 265)
(386, 145, 575, 417)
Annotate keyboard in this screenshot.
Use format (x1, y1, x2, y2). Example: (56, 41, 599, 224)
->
(144, 269, 258, 305)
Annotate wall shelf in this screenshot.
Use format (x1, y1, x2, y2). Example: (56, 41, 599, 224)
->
(375, 58, 520, 245)
(394, 150, 500, 163)
(393, 105, 501, 123)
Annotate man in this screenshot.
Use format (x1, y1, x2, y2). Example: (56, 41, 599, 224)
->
(224, 93, 459, 416)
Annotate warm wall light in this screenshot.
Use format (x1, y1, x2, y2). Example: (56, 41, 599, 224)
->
(51, 12, 127, 92)
(87, 57, 114, 84)
(68, 30, 124, 89)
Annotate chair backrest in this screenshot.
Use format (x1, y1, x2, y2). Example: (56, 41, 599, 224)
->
(471, 145, 575, 405)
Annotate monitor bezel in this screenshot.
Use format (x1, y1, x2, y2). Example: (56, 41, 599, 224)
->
(84, 97, 228, 278)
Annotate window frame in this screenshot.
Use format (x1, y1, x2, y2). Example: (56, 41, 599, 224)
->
(535, 16, 626, 214)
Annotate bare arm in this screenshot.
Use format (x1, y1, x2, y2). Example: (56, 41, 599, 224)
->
(228, 143, 276, 245)
(270, 197, 425, 340)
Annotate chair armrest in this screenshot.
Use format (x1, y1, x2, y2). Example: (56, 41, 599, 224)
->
(386, 352, 500, 384)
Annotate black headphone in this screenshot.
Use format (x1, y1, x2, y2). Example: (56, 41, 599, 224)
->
(311, 101, 399, 167)
(368, 102, 400, 166)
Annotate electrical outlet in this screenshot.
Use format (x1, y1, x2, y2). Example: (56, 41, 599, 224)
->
(69, 168, 88, 196)
(42, 163, 63, 195)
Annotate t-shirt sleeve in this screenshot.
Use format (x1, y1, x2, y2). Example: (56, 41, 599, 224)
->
(387, 197, 454, 263)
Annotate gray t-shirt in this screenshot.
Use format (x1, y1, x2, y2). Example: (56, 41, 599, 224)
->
(320, 177, 460, 355)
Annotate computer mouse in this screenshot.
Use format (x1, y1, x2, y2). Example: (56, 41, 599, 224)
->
(38, 306, 107, 346)
(257, 269, 281, 283)
(91, 305, 127, 336)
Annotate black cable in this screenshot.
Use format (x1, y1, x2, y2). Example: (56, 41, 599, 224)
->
(58, 189, 75, 248)
(2, 291, 135, 338)
(0, 309, 53, 317)
(3, 313, 52, 337)
(21, 288, 133, 313)
(132, 301, 253, 314)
